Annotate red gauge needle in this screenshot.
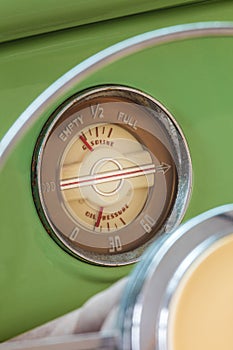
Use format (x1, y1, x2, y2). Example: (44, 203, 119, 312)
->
(80, 134, 93, 152)
(95, 206, 104, 228)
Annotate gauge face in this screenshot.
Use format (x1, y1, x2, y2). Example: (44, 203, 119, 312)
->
(32, 86, 192, 266)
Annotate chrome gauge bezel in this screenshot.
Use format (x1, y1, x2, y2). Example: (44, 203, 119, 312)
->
(117, 204, 233, 349)
(31, 85, 192, 266)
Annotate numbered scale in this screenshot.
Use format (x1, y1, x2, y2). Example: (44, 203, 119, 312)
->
(32, 86, 192, 265)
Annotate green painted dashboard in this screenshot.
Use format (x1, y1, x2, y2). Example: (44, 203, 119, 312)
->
(0, 0, 233, 341)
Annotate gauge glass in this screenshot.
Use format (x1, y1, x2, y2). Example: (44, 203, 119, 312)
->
(32, 86, 192, 265)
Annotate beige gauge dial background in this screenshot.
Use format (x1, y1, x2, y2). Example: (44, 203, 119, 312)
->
(60, 123, 154, 233)
(32, 86, 192, 266)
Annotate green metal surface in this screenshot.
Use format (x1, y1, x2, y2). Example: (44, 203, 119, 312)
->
(0, 0, 209, 43)
(0, 0, 233, 342)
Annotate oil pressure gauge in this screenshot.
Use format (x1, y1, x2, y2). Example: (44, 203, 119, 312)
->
(32, 86, 192, 266)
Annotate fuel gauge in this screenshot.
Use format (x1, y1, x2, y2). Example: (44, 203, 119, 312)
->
(32, 86, 192, 266)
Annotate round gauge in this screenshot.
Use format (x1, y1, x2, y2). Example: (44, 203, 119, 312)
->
(31, 85, 192, 266)
(116, 205, 233, 350)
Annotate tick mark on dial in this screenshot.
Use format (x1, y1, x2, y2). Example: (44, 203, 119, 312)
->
(107, 127, 113, 138)
(120, 217, 126, 225)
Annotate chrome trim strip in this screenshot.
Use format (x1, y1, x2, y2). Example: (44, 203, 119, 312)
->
(1, 332, 117, 350)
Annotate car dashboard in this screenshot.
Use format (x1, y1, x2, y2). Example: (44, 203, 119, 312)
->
(0, 0, 233, 346)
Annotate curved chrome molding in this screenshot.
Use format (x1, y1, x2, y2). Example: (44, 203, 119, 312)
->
(1, 21, 233, 168)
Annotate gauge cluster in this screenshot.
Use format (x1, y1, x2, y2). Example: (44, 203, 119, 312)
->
(32, 86, 192, 265)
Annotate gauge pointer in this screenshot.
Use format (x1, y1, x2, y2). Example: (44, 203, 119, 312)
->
(95, 206, 104, 228)
(80, 134, 93, 152)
